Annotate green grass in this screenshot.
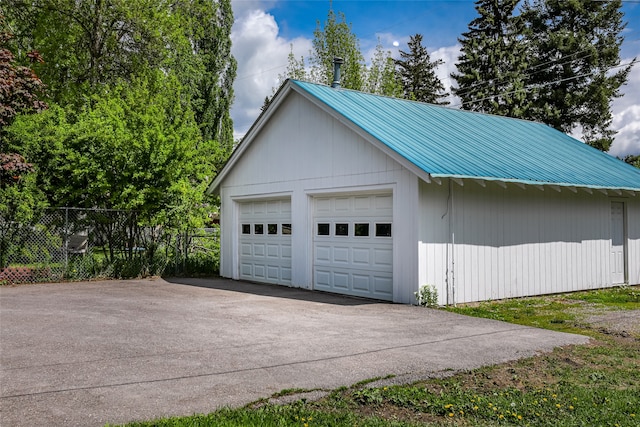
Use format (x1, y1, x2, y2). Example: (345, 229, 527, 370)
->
(114, 286, 639, 427)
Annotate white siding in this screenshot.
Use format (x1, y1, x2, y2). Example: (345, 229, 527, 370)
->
(419, 179, 640, 305)
(628, 199, 640, 285)
(218, 92, 420, 303)
(218, 89, 640, 304)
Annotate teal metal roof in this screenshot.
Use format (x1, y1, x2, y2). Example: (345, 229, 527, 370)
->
(292, 80, 640, 192)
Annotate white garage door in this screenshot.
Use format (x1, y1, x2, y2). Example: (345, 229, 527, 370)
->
(239, 199, 292, 285)
(313, 194, 393, 300)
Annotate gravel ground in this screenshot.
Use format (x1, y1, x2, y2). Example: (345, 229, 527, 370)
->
(583, 309, 640, 338)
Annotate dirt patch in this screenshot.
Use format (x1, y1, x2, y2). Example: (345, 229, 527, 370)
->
(582, 309, 640, 338)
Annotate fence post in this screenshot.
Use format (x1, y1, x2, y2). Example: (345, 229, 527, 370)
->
(64, 207, 69, 273)
(175, 233, 179, 276)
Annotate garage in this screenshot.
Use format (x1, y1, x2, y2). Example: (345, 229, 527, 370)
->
(238, 199, 292, 285)
(313, 193, 393, 300)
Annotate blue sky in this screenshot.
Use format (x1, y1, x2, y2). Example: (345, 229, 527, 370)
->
(230, 0, 640, 157)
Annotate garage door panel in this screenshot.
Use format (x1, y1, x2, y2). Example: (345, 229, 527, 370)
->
(333, 247, 350, 263)
(241, 243, 252, 256)
(335, 197, 350, 211)
(352, 248, 370, 265)
(315, 246, 331, 262)
(253, 243, 265, 257)
(239, 199, 292, 285)
(267, 265, 280, 280)
(240, 263, 252, 276)
(282, 245, 292, 259)
(373, 248, 392, 266)
(266, 244, 280, 258)
(333, 272, 349, 289)
(313, 194, 393, 301)
(352, 274, 371, 291)
(374, 276, 393, 295)
(315, 270, 331, 288)
(253, 265, 266, 279)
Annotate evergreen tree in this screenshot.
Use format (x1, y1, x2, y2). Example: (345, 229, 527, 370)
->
(395, 34, 448, 104)
(522, 0, 635, 151)
(452, 0, 530, 117)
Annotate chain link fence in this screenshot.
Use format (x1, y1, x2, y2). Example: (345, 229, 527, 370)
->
(0, 208, 219, 285)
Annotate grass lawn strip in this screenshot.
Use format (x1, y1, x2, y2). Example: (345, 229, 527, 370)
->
(114, 286, 639, 427)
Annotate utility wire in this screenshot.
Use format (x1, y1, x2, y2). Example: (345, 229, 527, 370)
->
(452, 48, 598, 98)
(452, 60, 636, 108)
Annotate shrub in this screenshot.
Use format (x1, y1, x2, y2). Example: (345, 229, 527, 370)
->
(415, 284, 439, 307)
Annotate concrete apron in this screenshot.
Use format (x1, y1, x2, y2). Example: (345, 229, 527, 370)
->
(0, 278, 589, 427)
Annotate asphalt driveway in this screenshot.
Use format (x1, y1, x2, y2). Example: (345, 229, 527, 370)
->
(0, 277, 589, 426)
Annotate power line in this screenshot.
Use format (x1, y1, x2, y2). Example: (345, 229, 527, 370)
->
(452, 48, 598, 99)
(451, 60, 637, 109)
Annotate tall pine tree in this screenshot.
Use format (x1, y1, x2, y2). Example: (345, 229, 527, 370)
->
(522, 0, 635, 151)
(452, 0, 530, 117)
(395, 34, 449, 104)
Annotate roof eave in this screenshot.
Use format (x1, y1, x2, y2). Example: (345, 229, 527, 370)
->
(428, 173, 640, 195)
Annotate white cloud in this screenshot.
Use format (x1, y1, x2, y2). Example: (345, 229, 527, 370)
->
(431, 45, 461, 106)
(610, 60, 640, 157)
(229, 4, 640, 158)
(230, 4, 311, 140)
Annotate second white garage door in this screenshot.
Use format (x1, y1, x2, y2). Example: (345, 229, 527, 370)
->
(313, 194, 393, 300)
(239, 199, 292, 285)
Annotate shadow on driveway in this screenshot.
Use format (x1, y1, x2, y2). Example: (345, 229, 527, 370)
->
(0, 277, 589, 427)
(164, 276, 380, 306)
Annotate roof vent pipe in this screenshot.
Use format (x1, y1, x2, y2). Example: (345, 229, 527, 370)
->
(331, 57, 344, 88)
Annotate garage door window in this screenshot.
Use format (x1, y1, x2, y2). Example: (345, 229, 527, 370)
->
(376, 223, 392, 237)
(254, 224, 264, 234)
(268, 224, 278, 234)
(283, 224, 292, 235)
(355, 223, 369, 237)
(335, 223, 349, 236)
(318, 223, 330, 235)
(242, 224, 251, 234)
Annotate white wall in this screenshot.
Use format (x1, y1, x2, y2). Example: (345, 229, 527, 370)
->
(218, 91, 420, 303)
(419, 178, 640, 305)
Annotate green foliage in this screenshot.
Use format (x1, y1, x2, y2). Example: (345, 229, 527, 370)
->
(7, 71, 214, 230)
(4, 0, 236, 151)
(310, 8, 366, 90)
(623, 154, 640, 169)
(452, 0, 530, 118)
(116, 402, 411, 427)
(395, 34, 449, 104)
(571, 285, 640, 308)
(365, 39, 403, 97)
(414, 284, 439, 307)
(521, 0, 634, 151)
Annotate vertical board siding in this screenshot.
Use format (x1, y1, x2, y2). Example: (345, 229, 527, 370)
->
(419, 179, 631, 304)
(218, 92, 420, 302)
(627, 199, 640, 285)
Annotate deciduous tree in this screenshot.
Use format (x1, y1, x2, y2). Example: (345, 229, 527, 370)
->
(3, 0, 236, 149)
(366, 39, 403, 97)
